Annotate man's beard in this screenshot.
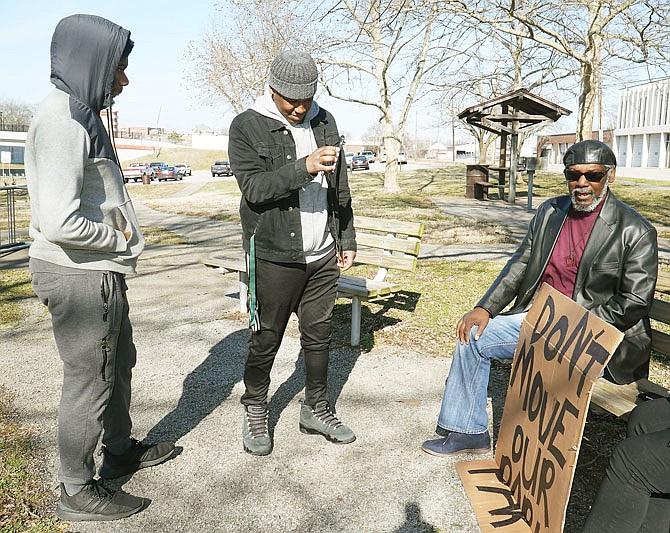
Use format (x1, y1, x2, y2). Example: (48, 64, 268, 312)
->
(570, 182, 608, 212)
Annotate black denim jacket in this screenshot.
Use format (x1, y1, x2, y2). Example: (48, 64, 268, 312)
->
(229, 106, 356, 263)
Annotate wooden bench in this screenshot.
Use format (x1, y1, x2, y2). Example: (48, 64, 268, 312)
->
(337, 216, 424, 345)
(202, 215, 424, 346)
(590, 270, 670, 418)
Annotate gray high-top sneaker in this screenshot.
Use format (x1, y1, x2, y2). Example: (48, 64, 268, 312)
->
(299, 400, 356, 444)
(243, 404, 272, 456)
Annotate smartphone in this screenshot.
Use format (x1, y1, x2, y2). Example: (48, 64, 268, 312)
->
(324, 136, 345, 168)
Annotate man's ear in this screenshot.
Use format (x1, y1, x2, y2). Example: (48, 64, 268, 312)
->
(608, 168, 616, 183)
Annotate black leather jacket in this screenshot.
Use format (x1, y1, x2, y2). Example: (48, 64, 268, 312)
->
(228, 107, 356, 263)
(477, 192, 658, 384)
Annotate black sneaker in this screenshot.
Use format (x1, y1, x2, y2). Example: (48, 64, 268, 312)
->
(99, 438, 175, 479)
(56, 480, 147, 521)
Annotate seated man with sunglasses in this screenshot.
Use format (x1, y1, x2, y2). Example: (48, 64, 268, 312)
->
(421, 139, 658, 457)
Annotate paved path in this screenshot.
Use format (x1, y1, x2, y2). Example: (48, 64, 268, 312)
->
(430, 196, 670, 263)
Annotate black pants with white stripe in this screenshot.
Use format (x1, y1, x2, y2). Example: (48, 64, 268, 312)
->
(241, 251, 338, 407)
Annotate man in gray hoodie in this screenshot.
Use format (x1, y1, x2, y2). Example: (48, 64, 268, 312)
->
(228, 50, 357, 456)
(26, 14, 174, 521)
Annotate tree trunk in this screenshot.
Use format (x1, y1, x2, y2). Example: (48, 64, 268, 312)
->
(382, 119, 401, 192)
(576, 62, 597, 141)
(478, 136, 488, 164)
(575, 27, 602, 141)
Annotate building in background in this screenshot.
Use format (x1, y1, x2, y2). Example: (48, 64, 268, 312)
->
(537, 130, 614, 167)
(100, 109, 118, 138)
(614, 78, 670, 169)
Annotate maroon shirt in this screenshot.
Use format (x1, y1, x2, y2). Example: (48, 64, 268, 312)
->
(540, 198, 605, 298)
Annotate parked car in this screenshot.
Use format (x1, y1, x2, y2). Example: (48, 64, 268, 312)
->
(174, 163, 192, 176)
(360, 150, 376, 163)
(380, 152, 386, 163)
(156, 165, 182, 181)
(211, 160, 232, 177)
(350, 155, 370, 171)
(345, 152, 355, 169)
(149, 161, 168, 176)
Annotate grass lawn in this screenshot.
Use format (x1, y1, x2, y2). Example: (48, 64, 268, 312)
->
(0, 269, 33, 326)
(0, 388, 60, 532)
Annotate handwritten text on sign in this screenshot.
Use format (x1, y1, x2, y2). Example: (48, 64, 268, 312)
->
(494, 284, 623, 533)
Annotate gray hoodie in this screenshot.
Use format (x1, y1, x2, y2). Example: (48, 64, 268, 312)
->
(25, 14, 144, 274)
(250, 91, 334, 262)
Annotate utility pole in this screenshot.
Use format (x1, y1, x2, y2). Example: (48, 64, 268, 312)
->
(452, 114, 456, 162)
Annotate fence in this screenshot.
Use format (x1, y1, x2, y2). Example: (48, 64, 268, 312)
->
(0, 185, 29, 256)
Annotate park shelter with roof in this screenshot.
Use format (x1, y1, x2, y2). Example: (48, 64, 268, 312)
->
(459, 88, 571, 204)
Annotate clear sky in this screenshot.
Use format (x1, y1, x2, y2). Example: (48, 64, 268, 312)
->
(0, 0, 378, 140)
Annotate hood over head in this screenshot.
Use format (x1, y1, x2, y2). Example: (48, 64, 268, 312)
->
(50, 14, 133, 113)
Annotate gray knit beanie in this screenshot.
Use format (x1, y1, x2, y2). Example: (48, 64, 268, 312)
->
(268, 50, 318, 100)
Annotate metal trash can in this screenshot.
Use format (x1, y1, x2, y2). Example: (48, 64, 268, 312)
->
(466, 164, 489, 199)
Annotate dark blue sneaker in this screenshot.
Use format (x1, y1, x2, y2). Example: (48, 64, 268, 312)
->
(421, 430, 490, 457)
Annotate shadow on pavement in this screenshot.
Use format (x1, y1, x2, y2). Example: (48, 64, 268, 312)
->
(145, 328, 364, 444)
(393, 502, 439, 532)
(145, 328, 248, 444)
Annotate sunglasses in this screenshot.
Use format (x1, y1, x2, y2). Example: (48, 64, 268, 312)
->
(563, 168, 611, 182)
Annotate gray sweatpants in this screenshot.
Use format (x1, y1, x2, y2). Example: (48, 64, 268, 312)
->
(30, 258, 135, 485)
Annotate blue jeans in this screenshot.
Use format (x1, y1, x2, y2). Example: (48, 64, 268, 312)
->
(437, 313, 526, 435)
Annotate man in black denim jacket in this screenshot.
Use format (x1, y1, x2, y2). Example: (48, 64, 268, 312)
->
(228, 50, 357, 456)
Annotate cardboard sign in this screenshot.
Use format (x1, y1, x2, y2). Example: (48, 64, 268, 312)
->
(458, 284, 624, 533)
(456, 459, 531, 532)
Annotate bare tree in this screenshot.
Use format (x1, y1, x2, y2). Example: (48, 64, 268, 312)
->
(0, 100, 34, 127)
(361, 122, 382, 148)
(449, 0, 670, 140)
(187, 1, 482, 192)
(185, 0, 313, 115)
(431, 5, 573, 164)
(316, 0, 471, 192)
